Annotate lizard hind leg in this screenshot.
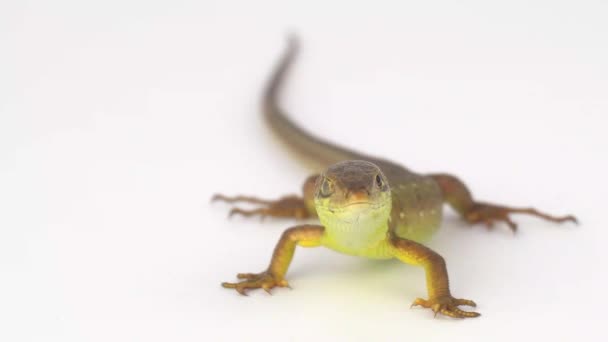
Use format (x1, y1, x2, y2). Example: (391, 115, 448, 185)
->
(430, 173, 578, 232)
(212, 174, 319, 220)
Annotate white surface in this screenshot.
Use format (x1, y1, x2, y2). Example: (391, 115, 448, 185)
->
(1, 0, 607, 341)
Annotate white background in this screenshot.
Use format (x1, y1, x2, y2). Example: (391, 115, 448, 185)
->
(1, 0, 607, 341)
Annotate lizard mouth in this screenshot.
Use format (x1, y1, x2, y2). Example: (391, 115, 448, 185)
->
(345, 201, 373, 207)
(326, 201, 385, 213)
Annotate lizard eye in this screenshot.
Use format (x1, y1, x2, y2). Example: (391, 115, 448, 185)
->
(319, 179, 334, 197)
(375, 174, 384, 188)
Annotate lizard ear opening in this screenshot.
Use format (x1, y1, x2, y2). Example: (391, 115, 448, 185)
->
(319, 178, 334, 198)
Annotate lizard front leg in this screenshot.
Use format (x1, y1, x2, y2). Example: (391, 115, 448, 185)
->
(430, 173, 577, 232)
(222, 225, 324, 294)
(388, 233, 480, 318)
(212, 175, 318, 220)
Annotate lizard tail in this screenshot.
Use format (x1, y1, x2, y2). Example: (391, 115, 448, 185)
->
(262, 35, 365, 170)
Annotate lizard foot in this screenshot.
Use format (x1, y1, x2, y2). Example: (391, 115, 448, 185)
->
(465, 202, 577, 233)
(212, 193, 310, 220)
(221, 271, 290, 295)
(411, 295, 480, 318)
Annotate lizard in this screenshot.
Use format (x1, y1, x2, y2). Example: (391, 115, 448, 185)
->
(213, 36, 577, 318)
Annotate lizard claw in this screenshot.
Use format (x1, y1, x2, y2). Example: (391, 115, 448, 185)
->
(222, 271, 289, 296)
(213, 193, 310, 220)
(466, 202, 575, 233)
(411, 295, 480, 319)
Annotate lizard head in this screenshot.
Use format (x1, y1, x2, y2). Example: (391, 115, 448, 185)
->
(314, 160, 392, 242)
